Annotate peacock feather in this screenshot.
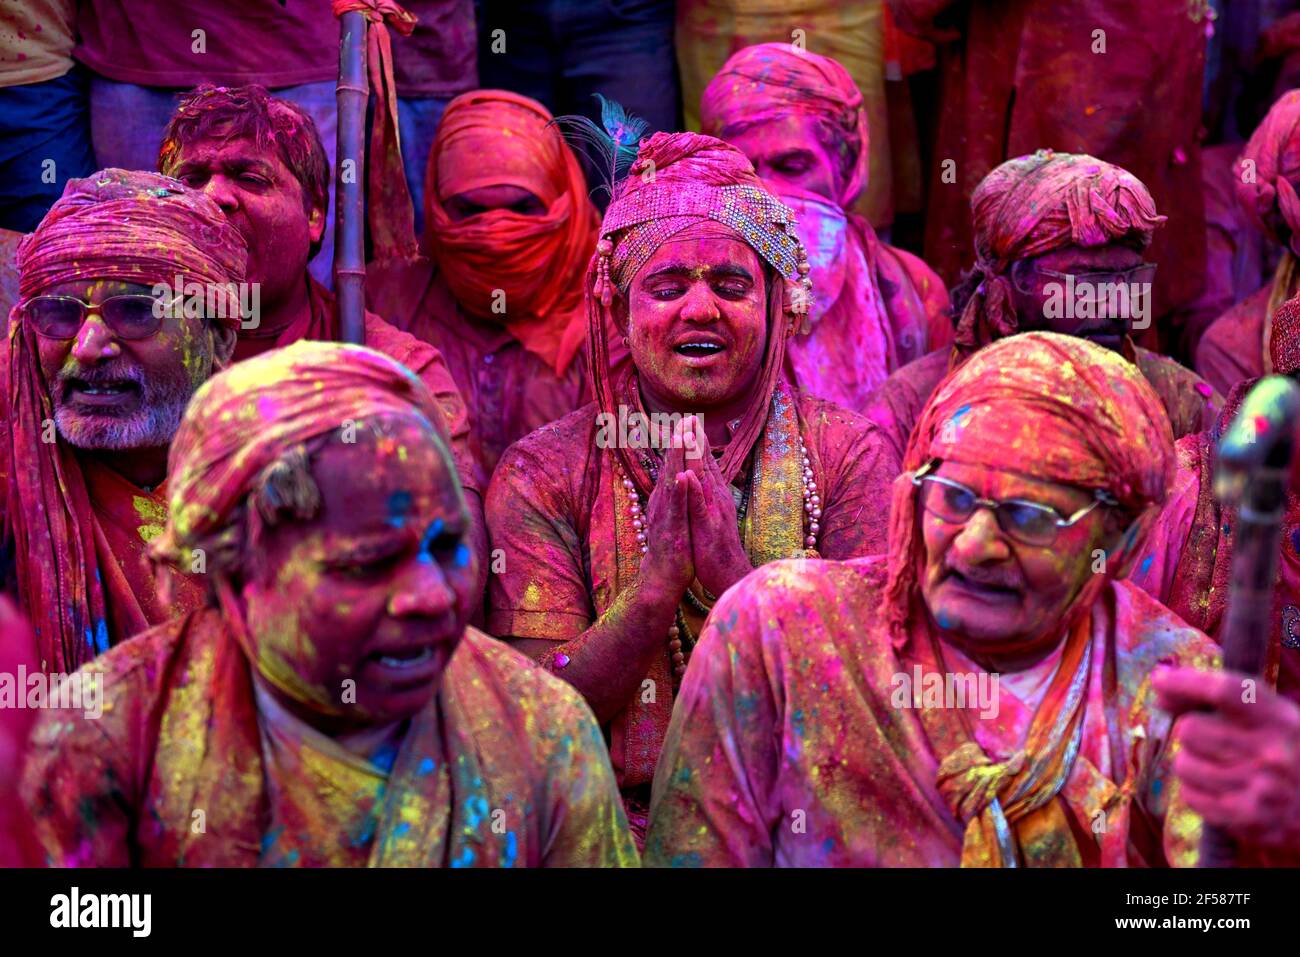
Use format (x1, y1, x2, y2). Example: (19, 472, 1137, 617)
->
(550, 94, 649, 202)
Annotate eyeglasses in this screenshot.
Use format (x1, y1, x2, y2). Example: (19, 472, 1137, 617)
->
(20, 294, 175, 341)
(1010, 261, 1157, 298)
(910, 461, 1117, 547)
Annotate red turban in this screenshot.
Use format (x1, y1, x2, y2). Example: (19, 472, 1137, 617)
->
(884, 331, 1175, 646)
(700, 42, 869, 208)
(5, 169, 246, 673)
(423, 90, 600, 376)
(1236, 90, 1300, 257)
(956, 151, 1165, 357)
(15, 168, 246, 306)
(587, 131, 810, 495)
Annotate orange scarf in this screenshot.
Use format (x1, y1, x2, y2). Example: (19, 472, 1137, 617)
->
(423, 91, 599, 376)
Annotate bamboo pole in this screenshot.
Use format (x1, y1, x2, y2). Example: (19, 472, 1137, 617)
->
(334, 10, 368, 345)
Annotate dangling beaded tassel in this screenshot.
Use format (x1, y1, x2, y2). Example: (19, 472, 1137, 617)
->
(624, 475, 647, 554)
(791, 241, 814, 332)
(669, 612, 685, 682)
(595, 238, 614, 307)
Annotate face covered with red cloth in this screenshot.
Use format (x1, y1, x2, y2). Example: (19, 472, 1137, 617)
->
(424, 90, 600, 376)
(6, 168, 244, 671)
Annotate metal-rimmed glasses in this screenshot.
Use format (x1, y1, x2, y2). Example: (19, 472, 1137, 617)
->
(910, 460, 1117, 547)
(20, 293, 179, 341)
(1010, 261, 1157, 297)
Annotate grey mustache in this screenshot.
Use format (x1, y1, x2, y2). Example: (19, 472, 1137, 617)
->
(57, 363, 145, 387)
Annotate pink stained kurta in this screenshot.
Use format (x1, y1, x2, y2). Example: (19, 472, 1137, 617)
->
(864, 346, 1224, 465)
(894, 0, 1207, 326)
(0, 597, 42, 866)
(367, 261, 588, 482)
(1194, 285, 1271, 398)
(486, 391, 901, 790)
(20, 612, 639, 867)
(1130, 387, 1300, 704)
(1172, 142, 1270, 361)
(644, 557, 1216, 867)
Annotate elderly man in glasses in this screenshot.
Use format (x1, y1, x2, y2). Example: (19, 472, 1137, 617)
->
(2, 169, 248, 674)
(646, 332, 1225, 868)
(863, 152, 1222, 468)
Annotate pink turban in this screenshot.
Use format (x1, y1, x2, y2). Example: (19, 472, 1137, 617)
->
(700, 42, 869, 208)
(6, 169, 247, 674)
(16, 168, 246, 317)
(587, 131, 808, 495)
(1237, 90, 1300, 257)
(955, 150, 1165, 357)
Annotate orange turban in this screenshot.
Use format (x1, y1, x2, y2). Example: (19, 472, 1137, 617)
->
(885, 331, 1175, 643)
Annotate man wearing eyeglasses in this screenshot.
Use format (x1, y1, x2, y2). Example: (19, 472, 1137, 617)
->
(645, 332, 1228, 867)
(863, 151, 1222, 472)
(2, 168, 247, 675)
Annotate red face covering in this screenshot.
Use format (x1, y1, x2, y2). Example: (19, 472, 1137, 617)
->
(6, 168, 246, 673)
(423, 91, 600, 376)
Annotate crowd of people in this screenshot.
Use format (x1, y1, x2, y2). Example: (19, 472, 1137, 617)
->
(2, 0, 1300, 868)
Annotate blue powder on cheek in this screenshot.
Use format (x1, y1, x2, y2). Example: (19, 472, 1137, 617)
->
(387, 490, 413, 528)
(453, 543, 471, 568)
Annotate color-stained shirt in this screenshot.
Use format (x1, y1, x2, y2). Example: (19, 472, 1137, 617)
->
(644, 557, 1217, 867)
(1131, 384, 1300, 704)
(488, 393, 899, 645)
(1195, 285, 1270, 397)
(241, 276, 483, 498)
(486, 391, 900, 798)
(865, 346, 1222, 466)
(392, 1, 477, 97)
(0, 0, 73, 86)
(898, 0, 1208, 317)
(75, 0, 339, 88)
(368, 264, 587, 483)
(21, 614, 639, 867)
